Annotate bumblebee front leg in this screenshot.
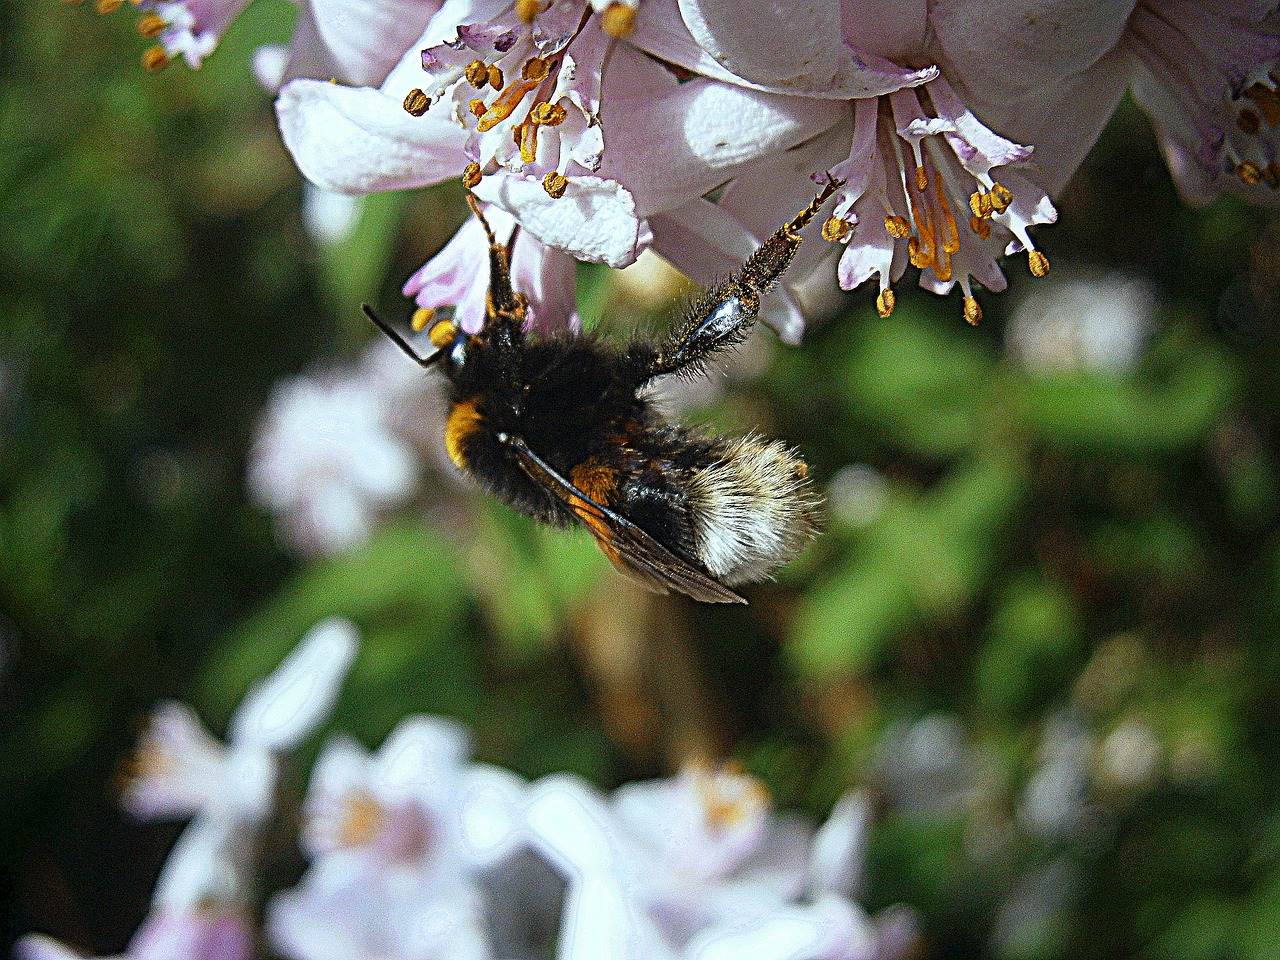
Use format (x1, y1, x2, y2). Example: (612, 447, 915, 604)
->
(645, 176, 843, 379)
(466, 193, 527, 335)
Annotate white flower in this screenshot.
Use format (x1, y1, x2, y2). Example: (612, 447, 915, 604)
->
(247, 359, 422, 555)
(121, 618, 360, 824)
(267, 715, 527, 960)
(1005, 269, 1156, 374)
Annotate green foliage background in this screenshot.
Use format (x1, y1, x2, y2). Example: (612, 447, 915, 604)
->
(3, 3, 1280, 959)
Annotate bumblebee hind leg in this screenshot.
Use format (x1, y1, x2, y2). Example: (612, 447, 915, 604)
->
(643, 175, 843, 381)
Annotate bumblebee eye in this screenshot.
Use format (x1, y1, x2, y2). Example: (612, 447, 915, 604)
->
(428, 319, 458, 348)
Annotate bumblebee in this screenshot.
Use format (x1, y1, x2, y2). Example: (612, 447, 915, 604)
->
(366, 179, 841, 603)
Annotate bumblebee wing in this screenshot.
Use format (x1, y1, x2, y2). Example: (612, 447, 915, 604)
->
(503, 435, 746, 604)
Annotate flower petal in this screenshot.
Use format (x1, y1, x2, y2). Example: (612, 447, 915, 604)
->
(472, 172, 651, 267)
(276, 80, 469, 194)
(676, 0, 935, 98)
(808, 791, 872, 901)
(229, 618, 359, 751)
(298, 0, 443, 87)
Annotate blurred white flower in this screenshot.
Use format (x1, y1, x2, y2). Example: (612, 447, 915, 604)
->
(826, 465, 889, 530)
(121, 618, 360, 823)
(19, 621, 358, 960)
(1006, 270, 1156, 374)
(525, 764, 880, 958)
(267, 715, 527, 960)
(1016, 713, 1097, 842)
(248, 361, 422, 555)
(874, 713, 981, 813)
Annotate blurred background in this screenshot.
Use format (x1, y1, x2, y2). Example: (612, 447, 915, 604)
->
(4, 2, 1280, 958)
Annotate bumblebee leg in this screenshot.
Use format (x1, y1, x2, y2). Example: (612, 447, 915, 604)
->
(645, 175, 843, 379)
(466, 192, 527, 334)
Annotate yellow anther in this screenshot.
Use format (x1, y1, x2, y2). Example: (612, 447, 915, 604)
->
(137, 12, 166, 36)
(969, 190, 993, 219)
(403, 88, 430, 117)
(530, 101, 567, 125)
(1237, 161, 1263, 186)
(96, 0, 122, 13)
(428, 318, 457, 347)
(989, 182, 1013, 213)
(543, 171, 569, 199)
(969, 215, 991, 240)
(142, 45, 169, 71)
(1239, 109, 1262, 136)
(469, 98, 487, 118)
(964, 296, 982, 326)
(521, 57, 551, 82)
(464, 59, 489, 88)
(821, 216, 849, 242)
(915, 166, 928, 192)
(518, 119, 539, 163)
(601, 1, 637, 38)
(876, 288, 896, 318)
(1027, 250, 1050, 277)
(515, 0, 542, 21)
(1243, 83, 1280, 127)
(487, 65, 504, 91)
(934, 252, 953, 283)
(462, 162, 483, 188)
(884, 214, 911, 239)
(907, 235, 932, 269)
(411, 307, 437, 333)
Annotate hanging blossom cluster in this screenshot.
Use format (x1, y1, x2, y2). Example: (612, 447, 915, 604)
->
(17, 621, 918, 960)
(92, 0, 1280, 332)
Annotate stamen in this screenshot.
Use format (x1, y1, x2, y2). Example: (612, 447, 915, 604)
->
(1237, 161, 1263, 186)
(989, 182, 1013, 214)
(519, 119, 539, 164)
(469, 98, 487, 118)
(521, 57, 551, 82)
(337, 792, 387, 848)
(937, 187, 961, 256)
(412, 307, 436, 333)
(464, 59, 489, 89)
(969, 215, 991, 240)
(487, 65, 504, 91)
(530, 101, 567, 125)
(403, 88, 430, 117)
(542, 171, 569, 198)
(963, 296, 982, 326)
(477, 74, 542, 132)
(885, 214, 911, 239)
(142, 45, 169, 71)
(969, 189, 993, 219)
(462, 162, 483, 188)
(915, 166, 928, 192)
(96, 0, 122, 13)
(877, 288, 896, 318)
(601, 2, 637, 38)
(136, 12, 165, 36)
(822, 217, 849, 242)
(1264, 162, 1280, 189)
(907, 236, 931, 269)
(1027, 250, 1050, 277)
(515, 0, 542, 22)
(1243, 83, 1280, 128)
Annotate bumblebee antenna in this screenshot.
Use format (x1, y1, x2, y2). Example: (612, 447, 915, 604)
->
(362, 303, 442, 368)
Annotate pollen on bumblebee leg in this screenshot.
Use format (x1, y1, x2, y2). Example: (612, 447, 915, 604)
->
(411, 307, 437, 333)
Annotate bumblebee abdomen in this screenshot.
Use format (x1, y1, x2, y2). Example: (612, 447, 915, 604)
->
(686, 436, 821, 586)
